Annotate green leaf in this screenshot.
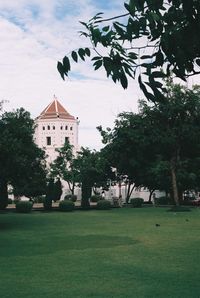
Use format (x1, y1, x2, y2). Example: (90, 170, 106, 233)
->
(78, 48, 85, 61)
(57, 62, 66, 80)
(138, 75, 155, 102)
(102, 26, 110, 32)
(120, 73, 128, 89)
(91, 56, 102, 61)
(79, 21, 88, 29)
(196, 59, 200, 67)
(85, 48, 91, 57)
(93, 60, 102, 70)
(63, 56, 70, 71)
(71, 51, 78, 62)
(151, 71, 166, 78)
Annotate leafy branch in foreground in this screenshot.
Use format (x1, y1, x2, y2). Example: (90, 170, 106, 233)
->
(58, 0, 200, 102)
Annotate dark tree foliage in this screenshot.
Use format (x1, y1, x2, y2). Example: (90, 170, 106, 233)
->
(50, 141, 78, 195)
(74, 148, 113, 209)
(58, 0, 200, 101)
(99, 83, 200, 205)
(53, 178, 63, 202)
(0, 108, 47, 209)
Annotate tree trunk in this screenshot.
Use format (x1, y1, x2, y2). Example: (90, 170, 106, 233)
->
(170, 159, 179, 206)
(148, 189, 155, 203)
(81, 181, 91, 209)
(0, 178, 8, 210)
(126, 182, 135, 204)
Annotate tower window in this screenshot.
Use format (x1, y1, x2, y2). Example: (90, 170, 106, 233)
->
(53, 126, 55, 130)
(70, 126, 73, 131)
(65, 137, 69, 144)
(46, 137, 51, 146)
(42, 126, 45, 130)
(60, 126, 63, 130)
(47, 125, 50, 130)
(65, 125, 68, 130)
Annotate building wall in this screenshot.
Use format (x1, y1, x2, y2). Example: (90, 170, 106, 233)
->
(34, 117, 79, 164)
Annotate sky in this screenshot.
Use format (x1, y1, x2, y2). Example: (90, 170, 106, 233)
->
(0, 1, 199, 150)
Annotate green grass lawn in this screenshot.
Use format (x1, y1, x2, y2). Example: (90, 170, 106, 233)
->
(0, 207, 200, 298)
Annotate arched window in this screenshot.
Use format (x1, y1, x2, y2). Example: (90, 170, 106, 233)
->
(65, 125, 68, 130)
(70, 126, 73, 131)
(53, 126, 55, 130)
(60, 126, 63, 130)
(47, 125, 50, 130)
(42, 126, 45, 130)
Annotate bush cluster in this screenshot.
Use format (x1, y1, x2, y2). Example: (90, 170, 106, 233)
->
(96, 199, 111, 210)
(90, 195, 102, 202)
(34, 196, 45, 203)
(130, 198, 144, 207)
(59, 200, 75, 212)
(64, 194, 77, 202)
(15, 201, 33, 213)
(154, 196, 172, 205)
(43, 198, 52, 211)
(112, 196, 121, 207)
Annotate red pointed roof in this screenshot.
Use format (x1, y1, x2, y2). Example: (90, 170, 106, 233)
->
(39, 96, 75, 120)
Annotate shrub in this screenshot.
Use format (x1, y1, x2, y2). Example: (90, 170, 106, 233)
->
(96, 199, 111, 210)
(43, 198, 52, 211)
(130, 198, 144, 207)
(59, 200, 75, 212)
(112, 196, 121, 207)
(90, 195, 102, 202)
(34, 196, 45, 203)
(154, 196, 171, 205)
(64, 194, 77, 202)
(15, 201, 33, 213)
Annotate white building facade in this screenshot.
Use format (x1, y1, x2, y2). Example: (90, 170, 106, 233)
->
(34, 96, 79, 164)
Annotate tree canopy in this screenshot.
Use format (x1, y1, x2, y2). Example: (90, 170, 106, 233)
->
(58, 0, 200, 101)
(0, 108, 47, 208)
(99, 83, 200, 205)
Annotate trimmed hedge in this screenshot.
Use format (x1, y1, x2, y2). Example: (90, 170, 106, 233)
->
(43, 198, 52, 211)
(90, 195, 102, 203)
(64, 194, 77, 202)
(15, 201, 33, 213)
(34, 196, 45, 203)
(96, 200, 111, 210)
(59, 200, 75, 212)
(130, 198, 144, 207)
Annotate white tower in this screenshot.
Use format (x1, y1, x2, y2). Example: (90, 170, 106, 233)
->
(34, 96, 79, 163)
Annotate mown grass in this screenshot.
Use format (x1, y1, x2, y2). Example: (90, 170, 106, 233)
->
(0, 207, 200, 298)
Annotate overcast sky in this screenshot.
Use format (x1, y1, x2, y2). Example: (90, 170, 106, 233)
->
(0, 1, 199, 149)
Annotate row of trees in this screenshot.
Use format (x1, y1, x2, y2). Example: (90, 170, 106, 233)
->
(1, 83, 200, 209)
(55, 0, 200, 207)
(50, 83, 200, 206)
(99, 83, 200, 205)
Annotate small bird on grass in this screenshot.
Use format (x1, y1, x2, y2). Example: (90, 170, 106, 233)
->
(155, 224, 160, 227)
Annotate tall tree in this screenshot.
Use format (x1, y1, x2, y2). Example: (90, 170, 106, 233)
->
(50, 141, 79, 195)
(99, 83, 200, 205)
(58, 1, 200, 101)
(0, 108, 47, 209)
(74, 148, 113, 209)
